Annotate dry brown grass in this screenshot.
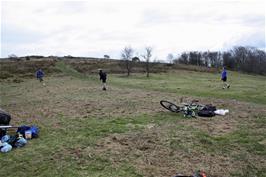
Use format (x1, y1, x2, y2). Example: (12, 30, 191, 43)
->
(0, 65, 265, 177)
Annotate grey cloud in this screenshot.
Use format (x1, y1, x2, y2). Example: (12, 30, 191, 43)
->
(1, 25, 46, 44)
(139, 1, 265, 27)
(223, 30, 266, 50)
(235, 32, 265, 49)
(240, 15, 265, 27)
(213, 14, 265, 27)
(141, 10, 265, 27)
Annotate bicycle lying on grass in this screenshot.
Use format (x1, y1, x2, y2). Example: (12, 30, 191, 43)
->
(160, 100, 212, 117)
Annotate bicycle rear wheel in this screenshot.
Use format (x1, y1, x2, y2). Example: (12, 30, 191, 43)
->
(160, 100, 181, 113)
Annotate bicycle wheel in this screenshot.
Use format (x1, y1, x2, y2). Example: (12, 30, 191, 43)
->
(160, 100, 181, 113)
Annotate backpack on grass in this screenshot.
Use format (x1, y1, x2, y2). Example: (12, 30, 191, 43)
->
(0, 110, 11, 125)
(197, 105, 216, 117)
(0, 110, 11, 139)
(17, 125, 39, 138)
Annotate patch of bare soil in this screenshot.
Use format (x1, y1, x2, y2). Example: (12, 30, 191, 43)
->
(94, 119, 265, 177)
(42, 86, 169, 119)
(177, 97, 266, 136)
(91, 95, 266, 177)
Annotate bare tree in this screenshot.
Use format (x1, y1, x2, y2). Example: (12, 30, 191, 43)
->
(103, 55, 110, 59)
(142, 47, 152, 77)
(167, 53, 174, 64)
(208, 52, 219, 67)
(8, 54, 21, 61)
(8, 54, 18, 59)
(177, 52, 189, 64)
(121, 46, 134, 76)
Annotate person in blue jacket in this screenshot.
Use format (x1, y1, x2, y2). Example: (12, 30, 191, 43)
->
(36, 69, 44, 82)
(221, 67, 230, 89)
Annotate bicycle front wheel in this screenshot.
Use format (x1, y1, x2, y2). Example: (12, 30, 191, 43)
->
(160, 100, 181, 113)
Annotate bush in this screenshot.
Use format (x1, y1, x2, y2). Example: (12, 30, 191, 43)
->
(28, 55, 44, 59)
(0, 72, 13, 79)
(12, 78, 23, 83)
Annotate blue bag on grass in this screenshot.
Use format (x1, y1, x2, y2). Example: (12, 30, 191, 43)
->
(30, 126, 39, 138)
(14, 137, 27, 148)
(16, 125, 31, 135)
(1, 135, 10, 143)
(0, 142, 12, 153)
(17, 125, 39, 138)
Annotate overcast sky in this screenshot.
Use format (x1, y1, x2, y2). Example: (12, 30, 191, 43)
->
(1, 0, 265, 60)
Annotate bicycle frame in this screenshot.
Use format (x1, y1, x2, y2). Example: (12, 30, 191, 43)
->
(160, 100, 205, 117)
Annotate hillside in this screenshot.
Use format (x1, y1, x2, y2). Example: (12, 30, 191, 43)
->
(0, 57, 218, 80)
(0, 61, 265, 176)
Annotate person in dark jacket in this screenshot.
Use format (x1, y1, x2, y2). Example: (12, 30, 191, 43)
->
(221, 67, 230, 89)
(99, 69, 107, 90)
(36, 69, 45, 84)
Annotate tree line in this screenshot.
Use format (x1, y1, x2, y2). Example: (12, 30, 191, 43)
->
(173, 46, 266, 75)
(120, 45, 266, 77)
(7, 46, 266, 76)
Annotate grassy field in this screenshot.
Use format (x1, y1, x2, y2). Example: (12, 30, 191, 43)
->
(0, 63, 266, 177)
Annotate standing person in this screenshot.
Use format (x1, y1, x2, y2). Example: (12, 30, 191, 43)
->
(221, 67, 230, 89)
(99, 69, 107, 90)
(36, 69, 45, 84)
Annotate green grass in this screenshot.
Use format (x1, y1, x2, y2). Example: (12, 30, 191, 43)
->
(0, 111, 179, 176)
(55, 61, 98, 81)
(0, 63, 265, 176)
(110, 71, 266, 104)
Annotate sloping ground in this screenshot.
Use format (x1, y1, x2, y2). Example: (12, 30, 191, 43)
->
(0, 58, 218, 80)
(0, 66, 265, 177)
(0, 59, 59, 79)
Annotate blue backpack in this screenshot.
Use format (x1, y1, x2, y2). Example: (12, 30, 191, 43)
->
(30, 126, 39, 138)
(17, 125, 39, 138)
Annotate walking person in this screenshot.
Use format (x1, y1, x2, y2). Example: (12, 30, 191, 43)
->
(98, 69, 107, 90)
(221, 67, 230, 89)
(36, 68, 45, 85)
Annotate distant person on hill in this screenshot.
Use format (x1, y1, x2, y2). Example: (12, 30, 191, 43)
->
(221, 67, 230, 89)
(99, 69, 107, 90)
(36, 69, 45, 84)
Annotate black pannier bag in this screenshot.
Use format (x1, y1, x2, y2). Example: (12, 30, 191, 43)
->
(198, 110, 216, 117)
(202, 104, 216, 112)
(0, 109, 11, 138)
(197, 105, 216, 117)
(0, 110, 11, 125)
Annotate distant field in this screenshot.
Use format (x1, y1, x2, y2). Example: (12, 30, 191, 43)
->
(111, 70, 266, 105)
(0, 62, 265, 177)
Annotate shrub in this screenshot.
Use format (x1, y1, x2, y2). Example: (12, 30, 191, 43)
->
(0, 72, 13, 79)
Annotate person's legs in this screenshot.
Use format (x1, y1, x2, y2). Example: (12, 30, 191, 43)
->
(222, 79, 226, 89)
(102, 80, 107, 90)
(226, 82, 230, 88)
(222, 77, 230, 89)
(222, 82, 226, 89)
(222, 81, 230, 89)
